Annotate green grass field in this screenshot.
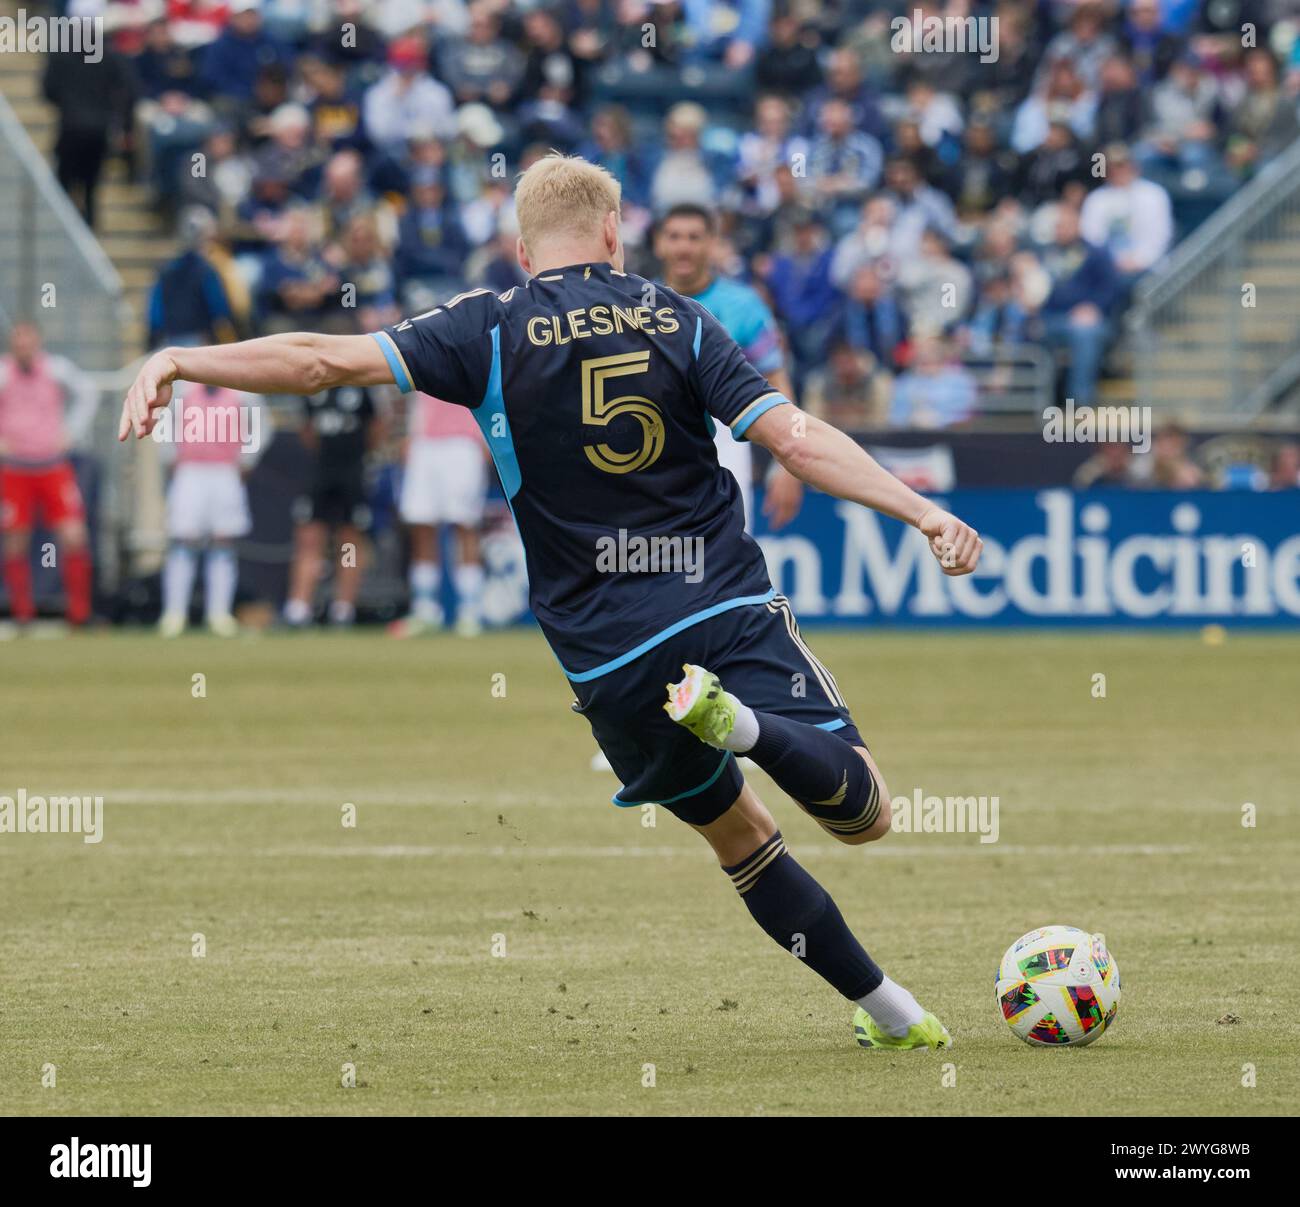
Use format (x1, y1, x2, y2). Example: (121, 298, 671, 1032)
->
(1, 628, 1297, 1116)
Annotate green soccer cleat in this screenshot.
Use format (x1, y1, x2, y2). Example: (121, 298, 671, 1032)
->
(663, 663, 737, 749)
(853, 1008, 953, 1051)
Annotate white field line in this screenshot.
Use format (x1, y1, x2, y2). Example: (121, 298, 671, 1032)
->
(71, 842, 1216, 859)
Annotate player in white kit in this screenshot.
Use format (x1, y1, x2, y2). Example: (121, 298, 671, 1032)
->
(159, 384, 257, 637)
(389, 391, 490, 637)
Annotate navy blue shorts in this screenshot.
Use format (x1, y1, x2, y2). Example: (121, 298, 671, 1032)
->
(570, 594, 864, 827)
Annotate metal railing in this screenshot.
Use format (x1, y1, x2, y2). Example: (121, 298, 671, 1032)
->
(1129, 136, 1300, 415)
(0, 90, 131, 372)
(962, 344, 1055, 416)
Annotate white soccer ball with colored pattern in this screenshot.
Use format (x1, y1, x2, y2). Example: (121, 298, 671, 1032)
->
(996, 925, 1120, 1046)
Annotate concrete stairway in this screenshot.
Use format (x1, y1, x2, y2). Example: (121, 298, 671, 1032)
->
(0, 14, 175, 356)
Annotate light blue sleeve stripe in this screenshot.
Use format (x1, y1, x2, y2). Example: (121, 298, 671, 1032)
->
(731, 393, 790, 440)
(471, 326, 521, 500)
(370, 331, 413, 393)
(564, 589, 776, 683)
(692, 315, 702, 358)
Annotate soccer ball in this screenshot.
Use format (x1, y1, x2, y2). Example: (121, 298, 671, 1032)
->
(996, 925, 1120, 1047)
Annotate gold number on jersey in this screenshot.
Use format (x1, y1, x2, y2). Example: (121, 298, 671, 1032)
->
(580, 352, 665, 474)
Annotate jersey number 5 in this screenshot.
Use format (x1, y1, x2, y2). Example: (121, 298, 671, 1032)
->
(581, 352, 665, 475)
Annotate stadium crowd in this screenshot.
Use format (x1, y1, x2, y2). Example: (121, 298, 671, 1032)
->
(43, 0, 1300, 426)
(9, 0, 1300, 630)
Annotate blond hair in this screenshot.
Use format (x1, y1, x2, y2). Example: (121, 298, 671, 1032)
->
(514, 153, 621, 252)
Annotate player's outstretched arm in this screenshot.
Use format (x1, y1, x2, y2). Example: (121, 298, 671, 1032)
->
(118, 333, 392, 441)
(746, 404, 983, 576)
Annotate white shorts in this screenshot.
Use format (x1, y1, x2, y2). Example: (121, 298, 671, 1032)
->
(713, 422, 754, 533)
(167, 462, 250, 541)
(400, 437, 487, 527)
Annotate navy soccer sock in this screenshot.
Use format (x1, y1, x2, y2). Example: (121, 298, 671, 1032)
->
(722, 831, 884, 1000)
(748, 712, 882, 839)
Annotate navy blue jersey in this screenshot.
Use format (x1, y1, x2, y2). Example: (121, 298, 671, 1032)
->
(372, 262, 791, 679)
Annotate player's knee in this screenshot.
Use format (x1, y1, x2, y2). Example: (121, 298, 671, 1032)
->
(825, 756, 890, 846)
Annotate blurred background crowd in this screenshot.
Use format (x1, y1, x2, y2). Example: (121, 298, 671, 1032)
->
(40, 0, 1300, 426)
(4, 0, 1300, 631)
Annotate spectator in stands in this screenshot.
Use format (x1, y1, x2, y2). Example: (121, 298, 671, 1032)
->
(315, 150, 378, 247)
(807, 98, 884, 237)
(1037, 204, 1123, 405)
(737, 95, 809, 219)
(678, 0, 769, 69)
(576, 106, 652, 211)
(1012, 57, 1097, 155)
(882, 155, 958, 264)
(1073, 440, 1138, 489)
(1141, 422, 1204, 488)
(755, 6, 823, 98)
(1080, 144, 1174, 284)
(200, 0, 289, 105)
(257, 206, 342, 333)
(1224, 48, 1300, 178)
(898, 228, 973, 337)
(903, 77, 963, 155)
(1121, 0, 1181, 85)
(761, 210, 838, 383)
(144, 89, 217, 217)
(437, 2, 527, 108)
(181, 126, 254, 220)
(951, 118, 1018, 218)
(253, 102, 319, 195)
(827, 264, 908, 378)
(965, 268, 1031, 355)
(334, 212, 400, 332)
(1268, 443, 1300, 490)
(888, 335, 978, 430)
(362, 35, 456, 156)
(395, 166, 470, 307)
(241, 64, 293, 147)
(148, 208, 236, 348)
(1137, 53, 1221, 175)
(0, 323, 97, 627)
(1017, 116, 1088, 209)
(1094, 54, 1145, 145)
(516, 6, 583, 148)
(804, 341, 886, 430)
(830, 194, 899, 290)
(131, 18, 203, 101)
(301, 56, 368, 153)
(801, 47, 888, 144)
(650, 103, 722, 213)
(1038, 1, 1117, 91)
(43, 29, 134, 228)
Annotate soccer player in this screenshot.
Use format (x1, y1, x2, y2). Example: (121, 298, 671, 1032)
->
(159, 384, 256, 638)
(284, 383, 384, 628)
(654, 203, 803, 531)
(0, 322, 96, 629)
(119, 155, 983, 1050)
(388, 391, 490, 638)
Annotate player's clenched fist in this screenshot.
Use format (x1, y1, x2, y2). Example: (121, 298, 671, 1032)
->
(916, 506, 982, 576)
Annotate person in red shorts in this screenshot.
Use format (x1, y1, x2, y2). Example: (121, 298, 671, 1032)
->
(0, 322, 98, 627)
